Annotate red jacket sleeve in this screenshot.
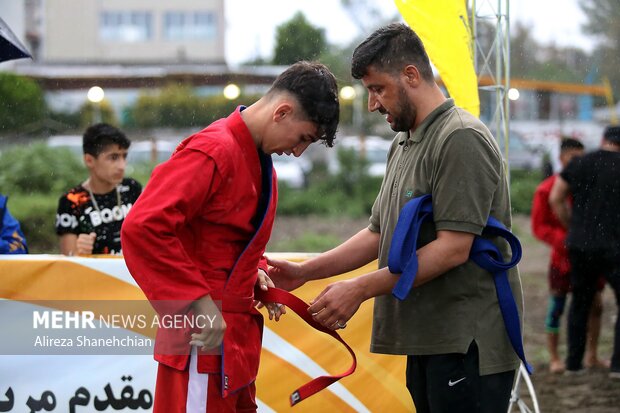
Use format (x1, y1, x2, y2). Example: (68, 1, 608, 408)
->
(122, 148, 222, 302)
(257, 256, 269, 275)
(531, 180, 566, 251)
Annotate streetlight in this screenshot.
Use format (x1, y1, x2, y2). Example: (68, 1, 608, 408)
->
(87, 86, 105, 123)
(340, 85, 365, 133)
(223, 83, 240, 100)
(508, 88, 520, 101)
(339, 85, 358, 130)
(339, 86, 356, 101)
(340, 85, 367, 155)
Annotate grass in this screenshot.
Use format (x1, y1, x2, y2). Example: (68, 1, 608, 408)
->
(268, 232, 342, 253)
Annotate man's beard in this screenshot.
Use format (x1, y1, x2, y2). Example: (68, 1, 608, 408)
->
(390, 88, 417, 132)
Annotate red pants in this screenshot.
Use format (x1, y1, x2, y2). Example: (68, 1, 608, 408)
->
(154, 351, 257, 413)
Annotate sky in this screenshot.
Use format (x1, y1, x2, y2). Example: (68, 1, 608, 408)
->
(224, 0, 595, 66)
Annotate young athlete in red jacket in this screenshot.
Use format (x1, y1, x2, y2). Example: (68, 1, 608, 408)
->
(122, 61, 339, 412)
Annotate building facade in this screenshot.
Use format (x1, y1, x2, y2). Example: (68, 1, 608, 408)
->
(20, 0, 225, 64)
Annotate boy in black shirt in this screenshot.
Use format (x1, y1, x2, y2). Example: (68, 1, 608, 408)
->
(56, 123, 141, 255)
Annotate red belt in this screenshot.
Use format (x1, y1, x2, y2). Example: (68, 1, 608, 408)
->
(209, 291, 254, 313)
(254, 287, 357, 406)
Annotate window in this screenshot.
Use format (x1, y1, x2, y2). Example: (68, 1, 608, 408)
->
(164, 11, 217, 40)
(100, 11, 152, 42)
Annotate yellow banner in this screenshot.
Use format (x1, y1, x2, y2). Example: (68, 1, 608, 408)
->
(0, 255, 414, 412)
(395, 0, 480, 117)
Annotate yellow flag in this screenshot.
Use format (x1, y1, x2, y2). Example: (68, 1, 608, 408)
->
(394, 0, 480, 117)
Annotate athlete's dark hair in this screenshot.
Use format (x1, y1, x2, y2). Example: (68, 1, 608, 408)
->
(603, 125, 620, 145)
(351, 23, 434, 82)
(560, 137, 584, 152)
(82, 123, 131, 157)
(267, 61, 339, 147)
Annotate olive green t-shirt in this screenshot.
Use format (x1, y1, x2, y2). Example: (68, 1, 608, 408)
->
(368, 99, 522, 375)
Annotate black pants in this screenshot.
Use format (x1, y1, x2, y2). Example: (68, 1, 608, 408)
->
(566, 249, 620, 371)
(406, 341, 515, 413)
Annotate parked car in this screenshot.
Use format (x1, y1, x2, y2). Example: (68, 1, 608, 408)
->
(128, 140, 176, 164)
(327, 135, 392, 177)
(496, 130, 544, 171)
(272, 155, 311, 189)
(46, 135, 82, 158)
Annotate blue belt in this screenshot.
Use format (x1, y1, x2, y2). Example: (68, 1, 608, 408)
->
(388, 194, 532, 374)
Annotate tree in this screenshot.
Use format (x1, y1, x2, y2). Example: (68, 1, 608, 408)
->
(0, 143, 84, 195)
(131, 84, 261, 129)
(0, 73, 46, 133)
(509, 21, 590, 83)
(579, 0, 620, 97)
(79, 100, 117, 128)
(272, 12, 327, 65)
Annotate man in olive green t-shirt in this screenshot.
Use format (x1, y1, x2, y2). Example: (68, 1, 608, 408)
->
(268, 23, 523, 413)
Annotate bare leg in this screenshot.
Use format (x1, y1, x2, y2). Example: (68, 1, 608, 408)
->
(584, 290, 610, 368)
(546, 292, 566, 373)
(548, 332, 565, 373)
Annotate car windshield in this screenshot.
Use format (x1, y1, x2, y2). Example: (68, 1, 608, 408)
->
(366, 147, 388, 163)
(498, 132, 528, 152)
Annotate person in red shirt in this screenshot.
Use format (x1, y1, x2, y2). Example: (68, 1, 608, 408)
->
(121, 61, 340, 412)
(531, 137, 606, 373)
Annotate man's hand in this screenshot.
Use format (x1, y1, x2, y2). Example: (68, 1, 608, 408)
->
(255, 269, 286, 321)
(76, 232, 96, 255)
(308, 278, 365, 330)
(189, 295, 226, 351)
(266, 256, 307, 291)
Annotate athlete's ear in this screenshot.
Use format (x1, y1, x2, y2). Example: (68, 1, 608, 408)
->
(83, 153, 95, 168)
(403, 65, 422, 87)
(273, 102, 293, 122)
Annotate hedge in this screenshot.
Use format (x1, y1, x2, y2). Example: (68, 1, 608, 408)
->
(2, 143, 542, 253)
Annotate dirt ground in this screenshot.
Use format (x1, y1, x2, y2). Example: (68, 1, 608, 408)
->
(269, 214, 620, 412)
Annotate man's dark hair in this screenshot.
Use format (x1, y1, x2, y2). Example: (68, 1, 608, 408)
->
(603, 125, 620, 145)
(351, 23, 434, 82)
(82, 123, 131, 157)
(560, 137, 584, 152)
(267, 61, 339, 147)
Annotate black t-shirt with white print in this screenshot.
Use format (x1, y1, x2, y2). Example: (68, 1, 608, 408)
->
(55, 178, 142, 254)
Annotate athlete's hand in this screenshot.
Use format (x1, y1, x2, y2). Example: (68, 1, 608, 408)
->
(255, 269, 286, 321)
(76, 232, 96, 255)
(266, 256, 307, 291)
(189, 295, 227, 351)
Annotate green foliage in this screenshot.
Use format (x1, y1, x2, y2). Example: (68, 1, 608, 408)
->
(268, 232, 342, 252)
(509, 169, 543, 215)
(510, 22, 590, 83)
(317, 45, 353, 84)
(126, 163, 155, 189)
(79, 100, 118, 128)
(277, 150, 381, 218)
(49, 109, 82, 130)
(131, 84, 259, 129)
(7, 193, 58, 253)
(580, 0, 620, 95)
(0, 143, 85, 195)
(272, 12, 327, 65)
(1, 139, 541, 253)
(278, 152, 540, 218)
(0, 72, 46, 132)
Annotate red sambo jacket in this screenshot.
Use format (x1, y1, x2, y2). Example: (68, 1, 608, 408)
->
(122, 107, 277, 397)
(531, 174, 569, 274)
